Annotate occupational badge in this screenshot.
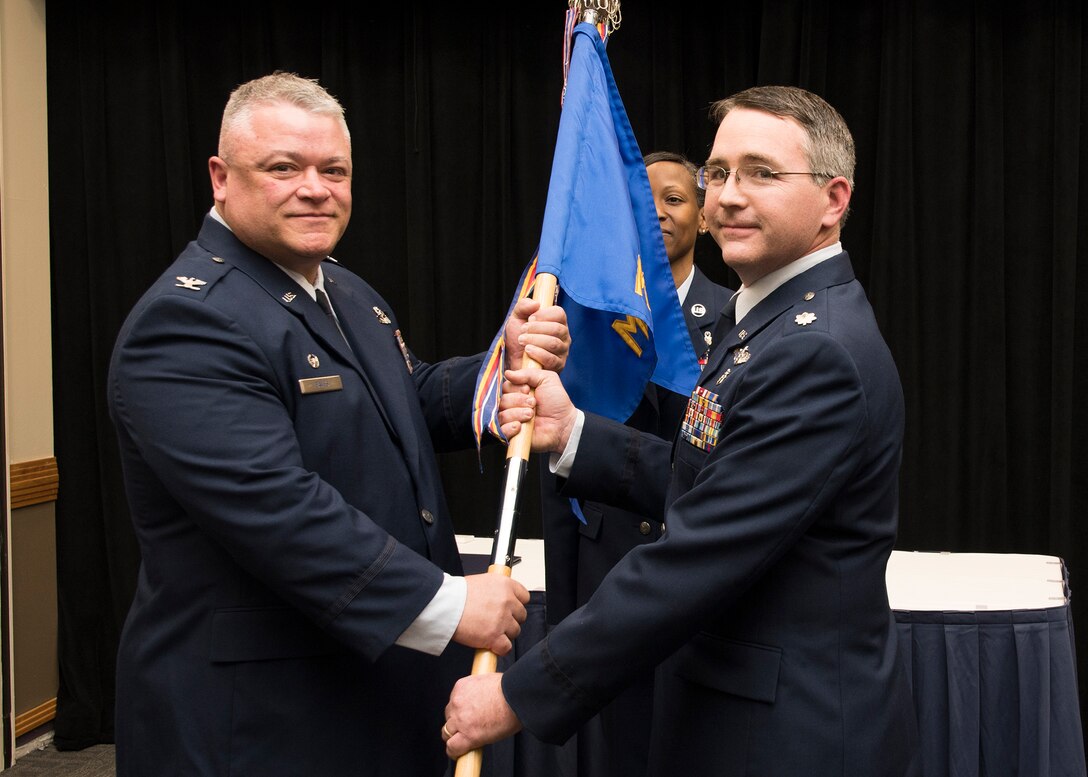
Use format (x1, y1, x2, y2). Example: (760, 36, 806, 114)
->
(699, 331, 713, 368)
(733, 346, 751, 365)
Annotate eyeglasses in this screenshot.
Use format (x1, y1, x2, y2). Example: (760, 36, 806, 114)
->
(696, 164, 834, 190)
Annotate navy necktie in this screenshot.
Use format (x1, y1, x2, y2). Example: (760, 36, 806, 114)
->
(710, 294, 738, 348)
(315, 288, 351, 349)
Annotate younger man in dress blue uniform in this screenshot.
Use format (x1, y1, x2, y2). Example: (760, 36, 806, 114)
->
(444, 85, 921, 777)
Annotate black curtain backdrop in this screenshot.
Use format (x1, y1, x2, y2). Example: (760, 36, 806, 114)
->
(45, 0, 1088, 749)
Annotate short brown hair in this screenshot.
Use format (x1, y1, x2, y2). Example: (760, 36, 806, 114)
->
(710, 86, 854, 190)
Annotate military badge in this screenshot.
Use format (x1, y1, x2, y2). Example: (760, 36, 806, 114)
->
(699, 331, 713, 368)
(680, 386, 724, 451)
(394, 329, 413, 374)
(733, 346, 751, 365)
(795, 312, 817, 326)
(307, 354, 320, 368)
(175, 276, 206, 291)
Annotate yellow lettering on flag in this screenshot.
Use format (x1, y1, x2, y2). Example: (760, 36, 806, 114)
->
(612, 315, 650, 357)
(634, 254, 651, 311)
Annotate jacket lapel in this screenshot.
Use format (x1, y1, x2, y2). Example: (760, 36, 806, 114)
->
(195, 217, 403, 447)
(684, 268, 734, 366)
(701, 252, 856, 380)
(324, 274, 422, 473)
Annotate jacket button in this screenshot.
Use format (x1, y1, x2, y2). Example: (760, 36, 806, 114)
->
(660, 523, 667, 534)
(639, 521, 652, 536)
(420, 509, 435, 525)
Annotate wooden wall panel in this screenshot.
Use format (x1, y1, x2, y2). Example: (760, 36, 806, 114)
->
(9, 458, 57, 510)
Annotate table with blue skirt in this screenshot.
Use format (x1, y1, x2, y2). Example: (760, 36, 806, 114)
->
(459, 538, 1086, 777)
(888, 551, 1084, 777)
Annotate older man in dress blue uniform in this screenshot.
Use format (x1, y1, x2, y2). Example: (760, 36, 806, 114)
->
(108, 72, 568, 776)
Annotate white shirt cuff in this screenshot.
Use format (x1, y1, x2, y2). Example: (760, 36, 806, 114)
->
(395, 572, 467, 655)
(548, 409, 585, 478)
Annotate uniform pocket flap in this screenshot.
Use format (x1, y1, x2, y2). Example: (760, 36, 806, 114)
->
(210, 606, 343, 663)
(577, 503, 603, 539)
(673, 632, 781, 703)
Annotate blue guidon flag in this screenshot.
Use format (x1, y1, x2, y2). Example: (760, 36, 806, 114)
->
(472, 15, 698, 450)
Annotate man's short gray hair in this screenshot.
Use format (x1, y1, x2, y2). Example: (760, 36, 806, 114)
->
(218, 71, 349, 159)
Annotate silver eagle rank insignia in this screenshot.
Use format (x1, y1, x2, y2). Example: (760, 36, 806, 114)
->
(175, 276, 207, 291)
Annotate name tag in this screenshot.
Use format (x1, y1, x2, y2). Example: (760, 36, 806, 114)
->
(298, 375, 343, 394)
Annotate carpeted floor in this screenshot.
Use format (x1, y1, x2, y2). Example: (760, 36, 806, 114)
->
(7, 744, 115, 775)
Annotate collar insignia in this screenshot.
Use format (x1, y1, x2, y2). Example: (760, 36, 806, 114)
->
(175, 276, 206, 291)
(282, 292, 297, 303)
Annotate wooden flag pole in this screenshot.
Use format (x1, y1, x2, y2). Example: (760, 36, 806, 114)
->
(454, 271, 558, 777)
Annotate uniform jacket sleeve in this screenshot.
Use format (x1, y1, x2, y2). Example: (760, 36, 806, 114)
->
(502, 268, 898, 743)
